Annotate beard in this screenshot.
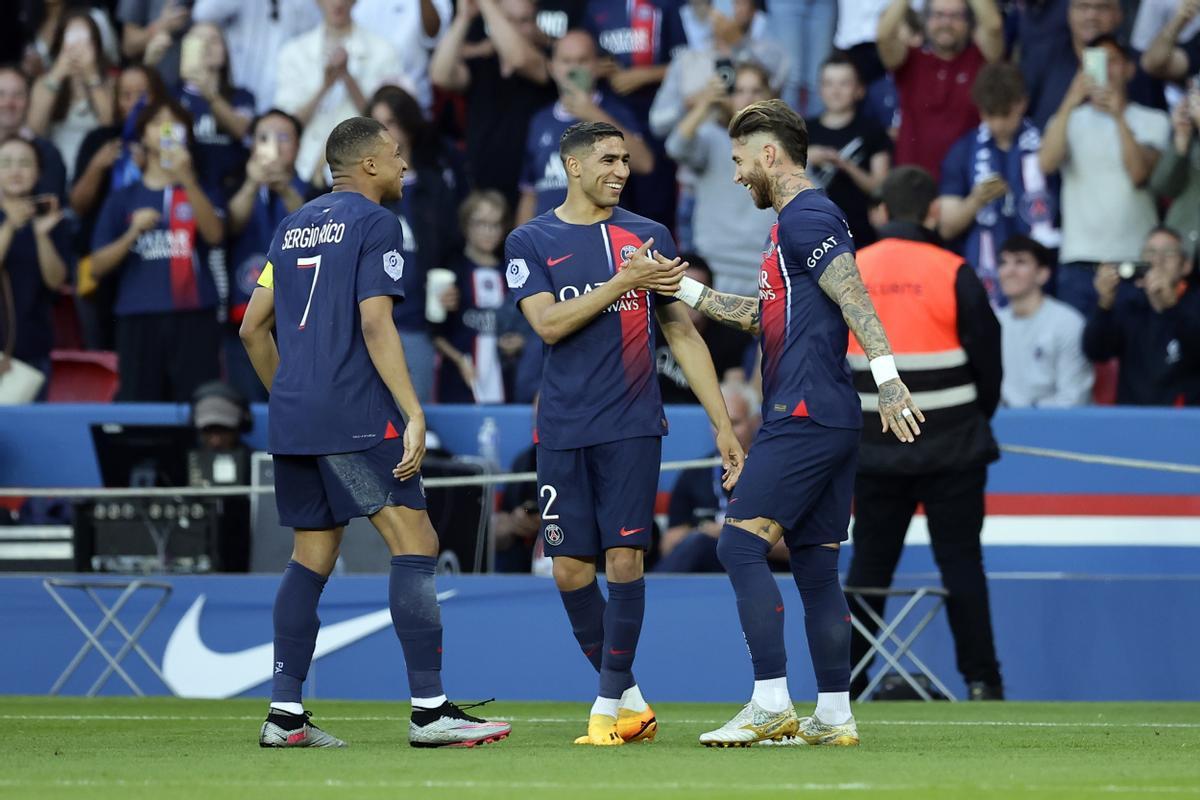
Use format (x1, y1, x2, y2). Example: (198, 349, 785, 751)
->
(747, 167, 773, 210)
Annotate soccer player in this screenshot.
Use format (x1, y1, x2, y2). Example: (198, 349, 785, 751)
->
(239, 117, 511, 749)
(504, 121, 745, 746)
(662, 100, 924, 747)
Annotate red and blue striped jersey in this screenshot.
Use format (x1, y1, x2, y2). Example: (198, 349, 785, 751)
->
(759, 191, 863, 429)
(505, 207, 676, 450)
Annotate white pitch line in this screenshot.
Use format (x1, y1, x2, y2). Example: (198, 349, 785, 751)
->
(3, 714, 1200, 729)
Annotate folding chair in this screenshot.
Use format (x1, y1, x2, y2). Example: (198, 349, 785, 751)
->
(43, 578, 173, 696)
(844, 585, 956, 702)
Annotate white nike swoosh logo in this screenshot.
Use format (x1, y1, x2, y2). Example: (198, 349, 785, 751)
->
(162, 590, 457, 699)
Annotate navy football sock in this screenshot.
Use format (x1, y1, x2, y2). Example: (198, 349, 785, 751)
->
(598, 578, 645, 700)
(790, 546, 852, 693)
(560, 580, 607, 672)
(389, 555, 445, 699)
(717, 525, 787, 680)
(271, 560, 328, 703)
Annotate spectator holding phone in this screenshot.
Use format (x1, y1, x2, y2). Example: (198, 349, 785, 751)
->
(1084, 226, 1200, 405)
(175, 22, 256, 196)
(1150, 79, 1200, 250)
(119, 0, 191, 90)
(224, 109, 308, 401)
(0, 65, 68, 201)
(89, 99, 225, 402)
(805, 53, 893, 247)
(27, 10, 115, 180)
(1039, 35, 1171, 315)
(939, 63, 1059, 306)
(0, 136, 72, 391)
(515, 29, 651, 225)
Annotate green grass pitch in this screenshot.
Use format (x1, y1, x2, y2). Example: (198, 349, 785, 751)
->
(3, 697, 1198, 799)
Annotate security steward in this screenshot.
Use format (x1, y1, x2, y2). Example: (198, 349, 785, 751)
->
(845, 166, 1005, 701)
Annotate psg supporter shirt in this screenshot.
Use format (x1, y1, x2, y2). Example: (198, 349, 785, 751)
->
(258, 191, 408, 455)
(520, 94, 644, 217)
(504, 207, 677, 450)
(585, 0, 686, 113)
(0, 210, 73, 363)
(437, 253, 508, 404)
(759, 190, 863, 429)
(92, 182, 223, 316)
(893, 44, 986, 181)
(177, 84, 256, 194)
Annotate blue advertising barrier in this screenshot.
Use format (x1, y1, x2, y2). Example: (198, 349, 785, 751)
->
(1, 573, 1196, 702)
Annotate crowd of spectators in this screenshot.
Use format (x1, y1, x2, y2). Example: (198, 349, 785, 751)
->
(0, 0, 1198, 409)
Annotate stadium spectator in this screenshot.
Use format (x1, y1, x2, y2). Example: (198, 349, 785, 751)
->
(1132, 0, 1200, 54)
(175, 22, 255, 196)
(89, 98, 224, 402)
(117, 0, 191, 90)
(681, 0, 771, 51)
(1140, 0, 1200, 81)
(273, 0, 399, 184)
(430, 0, 553, 202)
(492, 399, 540, 571)
(0, 135, 72, 393)
(805, 53, 893, 247)
(70, 63, 166, 351)
(663, 62, 776, 295)
(655, 381, 772, 573)
(876, 0, 1004, 180)
(1150, 81, 1200, 249)
(191, 0, 321, 114)
(770, 0, 837, 116)
(369, 85, 460, 403)
(27, 10, 115, 181)
(1084, 226, 1200, 405)
(22, 0, 121, 77)
(434, 190, 513, 403)
(1039, 35, 1171, 315)
(845, 165, 1005, 701)
(647, 0, 787, 143)
(654, 256, 753, 403)
(353, 0, 451, 111)
(836, 0, 894, 87)
(861, 6, 923, 138)
(224, 109, 308, 403)
(516, 29, 651, 225)
(0, 65, 67, 200)
(939, 63, 1059, 306)
(995, 235, 1093, 407)
(534, 0, 589, 42)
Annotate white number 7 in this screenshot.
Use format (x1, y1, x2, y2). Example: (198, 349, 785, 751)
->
(297, 254, 322, 330)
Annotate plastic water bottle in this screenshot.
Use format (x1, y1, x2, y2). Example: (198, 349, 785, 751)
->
(478, 416, 499, 467)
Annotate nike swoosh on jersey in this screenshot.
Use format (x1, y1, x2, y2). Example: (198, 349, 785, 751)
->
(162, 590, 457, 698)
(619, 527, 645, 537)
(546, 254, 574, 266)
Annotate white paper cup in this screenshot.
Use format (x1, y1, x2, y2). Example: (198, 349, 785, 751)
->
(425, 268, 458, 323)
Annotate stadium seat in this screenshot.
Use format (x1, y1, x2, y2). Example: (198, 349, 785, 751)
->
(1092, 359, 1118, 405)
(51, 288, 84, 351)
(47, 350, 120, 403)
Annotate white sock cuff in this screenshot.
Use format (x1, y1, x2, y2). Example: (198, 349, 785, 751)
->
(411, 694, 447, 710)
(269, 701, 305, 716)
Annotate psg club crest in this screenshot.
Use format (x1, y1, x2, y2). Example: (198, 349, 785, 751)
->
(620, 244, 638, 263)
(506, 258, 530, 289)
(544, 524, 564, 547)
(174, 202, 193, 222)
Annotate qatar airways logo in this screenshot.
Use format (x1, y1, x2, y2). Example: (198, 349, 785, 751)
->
(598, 28, 651, 56)
(559, 281, 643, 313)
(759, 269, 777, 301)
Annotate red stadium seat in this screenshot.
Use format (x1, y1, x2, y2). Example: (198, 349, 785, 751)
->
(51, 288, 84, 351)
(47, 350, 120, 403)
(1092, 359, 1118, 405)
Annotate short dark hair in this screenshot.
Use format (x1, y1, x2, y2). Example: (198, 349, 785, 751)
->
(971, 63, 1026, 116)
(999, 234, 1051, 267)
(326, 116, 387, 172)
(1085, 33, 1132, 62)
(253, 107, 303, 142)
(820, 51, 862, 85)
(879, 166, 937, 223)
(559, 121, 624, 161)
(728, 99, 808, 168)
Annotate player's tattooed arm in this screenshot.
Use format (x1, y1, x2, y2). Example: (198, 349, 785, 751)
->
(694, 285, 761, 335)
(818, 251, 924, 442)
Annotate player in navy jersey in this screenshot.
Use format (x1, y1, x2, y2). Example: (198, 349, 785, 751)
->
(660, 100, 925, 747)
(239, 117, 510, 750)
(505, 121, 744, 746)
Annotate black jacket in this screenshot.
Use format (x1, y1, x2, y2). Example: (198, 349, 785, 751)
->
(855, 222, 1002, 476)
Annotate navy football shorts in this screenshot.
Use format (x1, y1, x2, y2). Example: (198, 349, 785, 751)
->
(728, 416, 859, 549)
(272, 437, 426, 529)
(536, 436, 661, 557)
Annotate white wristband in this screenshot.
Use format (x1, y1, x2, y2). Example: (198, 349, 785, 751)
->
(674, 275, 705, 308)
(869, 355, 899, 387)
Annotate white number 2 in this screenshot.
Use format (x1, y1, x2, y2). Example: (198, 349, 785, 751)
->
(297, 254, 322, 330)
(540, 484, 559, 520)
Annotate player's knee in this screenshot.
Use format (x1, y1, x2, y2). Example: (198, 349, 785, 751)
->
(552, 556, 597, 590)
(789, 544, 840, 592)
(604, 547, 643, 583)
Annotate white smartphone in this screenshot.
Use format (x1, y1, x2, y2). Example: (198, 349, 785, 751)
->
(1082, 47, 1107, 88)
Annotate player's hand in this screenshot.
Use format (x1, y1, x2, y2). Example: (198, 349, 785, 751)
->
(715, 425, 744, 490)
(878, 377, 924, 444)
(394, 416, 426, 481)
(619, 238, 687, 294)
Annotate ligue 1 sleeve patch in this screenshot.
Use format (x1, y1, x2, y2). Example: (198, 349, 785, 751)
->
(383, 250, 404, 281)
(506, 258, 530, 289)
